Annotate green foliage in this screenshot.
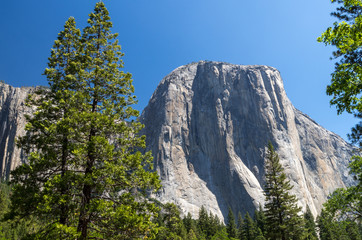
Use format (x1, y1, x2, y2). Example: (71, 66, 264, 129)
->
(304, 206, 318, 240)
(263, 142, 304, 240)
(254, 205, 266, 236)
(209, 211, 222, 237)
(0, 182, 38, 239)
(226, 207, 237, 239)
(187, 229, 198, 240)
(8, 2, 160, 239)
(243, 212, 261, 240)
(317, 156, 362, 240)
(237, 212, 245, 240)
(155, 203, 187, 240)
(323, 156, 361, 221)
(178, 207, 239, 240)
(0, 183, 10, 215)
(345, 221, 362, 240)
(318, 2, 362, 239)
(317, 209, 352, 240)
(318, 0, 362, 147)
(183, 213, 202, 240)
(210, 228, 235, 240)
(318, 0, 362, 115)
(198, 206, 210, 238)
(183, 212, 194, 233)
(254, 229, 266, 240)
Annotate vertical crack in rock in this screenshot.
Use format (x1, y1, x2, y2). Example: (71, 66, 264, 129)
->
(0, 61, 357, 222)
(0, 82, 36, 180)
(140, 61, 356, 221)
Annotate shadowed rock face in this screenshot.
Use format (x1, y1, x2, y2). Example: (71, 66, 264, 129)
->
(140, 61, 356, 221)
(0, 82, 36, 180)
(0, 61, 356, 221)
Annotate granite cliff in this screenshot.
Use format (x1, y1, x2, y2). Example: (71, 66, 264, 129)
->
(140, 61, 356, 221)
(0, 82, 36, 180)
(0, 61, 356, 222)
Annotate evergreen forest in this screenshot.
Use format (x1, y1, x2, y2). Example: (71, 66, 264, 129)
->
(0, 0, 362, 239)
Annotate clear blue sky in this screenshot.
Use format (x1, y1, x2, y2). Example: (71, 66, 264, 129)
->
(0, 0, 356, 141)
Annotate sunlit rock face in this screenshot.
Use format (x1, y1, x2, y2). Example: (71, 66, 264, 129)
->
(140, 61, 356, 221)
(0, 61, 356, 221)
(0, 82, 36, 180)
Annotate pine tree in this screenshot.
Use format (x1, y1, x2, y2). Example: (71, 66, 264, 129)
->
(263, 142, 304, 240)
(187, 229, 198, 240)
(198, 205, 210, 238)
(255, 228, 266, 240)
(243, 212, 260, 240)
(156, 203, 187, 240)
(9, 2, 161, 239)
(0, 183, 36, 239)
(183, 212, 194, 233)
(304, 206, 318, 240)
(183, 213, 202, 239)
(227, 207, 237, 238)
(211, 228, 230, 240)
(254, 205, 266, 235)
(237, 212, 245, 240)
(209, 211, 220, 237)
(9, 17, 83, 238)
(317, 210, 334, 240)
(212, 212, 221, 228)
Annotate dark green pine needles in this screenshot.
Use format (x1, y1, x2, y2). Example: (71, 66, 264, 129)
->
(263, 142, 304, 240)
(8, 2, 161, 239)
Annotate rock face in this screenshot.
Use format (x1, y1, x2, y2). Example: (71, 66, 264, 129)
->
(140, 61, 356, 221)
(0, 61, 356, 221)
(0, 82, 35, 180)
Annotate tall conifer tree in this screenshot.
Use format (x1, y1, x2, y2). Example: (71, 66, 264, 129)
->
(9, 17, 82, 238)
(183, 212, 194, 233)
(254, 205, 266, 236)
(304, 206, 318, 240)
(226, 207, 237, 239)
(198, 205, 210, 238)
(9, 2, 161, 239)
(209, 212, 220, 237)
(263, 142, 304, 240)
(155, 203, 187, 240)
(237, 212, 245, 240)
(243, 212, 261, 240)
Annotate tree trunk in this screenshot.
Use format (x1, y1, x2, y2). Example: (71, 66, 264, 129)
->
(77, 98, 97, 239)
